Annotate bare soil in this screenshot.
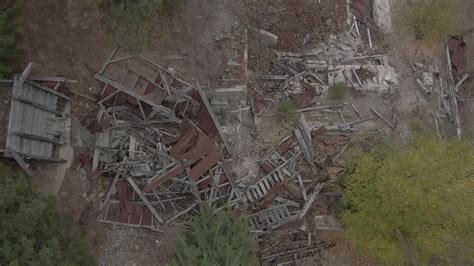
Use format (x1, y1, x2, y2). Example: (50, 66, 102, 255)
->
(241, 0, 347, 50)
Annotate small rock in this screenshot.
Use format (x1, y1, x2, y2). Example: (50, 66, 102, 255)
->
(414, 62, 425, 69)
(422, 72, 434, 86)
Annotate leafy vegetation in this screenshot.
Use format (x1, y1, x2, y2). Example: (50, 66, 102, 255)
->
(67, 0, 183, 52)
(276, 100, 296, 122)
(102, 0, 163, 52)
(395, 0, 463, 45)
(173, 207, 258, 266)
(0, 164, 96, 265)
(0, 7, 21, 77)
(162, 0, 184, 8)
(329, 82, 348, 100)
(340, 134, 474, 264)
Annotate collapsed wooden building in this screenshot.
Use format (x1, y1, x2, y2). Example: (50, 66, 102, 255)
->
(80, 49, 342, 263)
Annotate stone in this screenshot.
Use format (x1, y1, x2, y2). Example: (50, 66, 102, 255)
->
(422, 72, 434, 86)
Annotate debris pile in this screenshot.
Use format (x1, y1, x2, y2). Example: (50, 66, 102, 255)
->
(405, 36, 468, 138)
(80, 47, 355, 264)
(85, 49, 236, 231)
(253, 32, 399, 113)
(247, 116, 359, 264)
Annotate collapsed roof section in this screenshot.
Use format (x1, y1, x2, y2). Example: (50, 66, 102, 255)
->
(93, 48, 231, 153)
(91, 49, 236, 230)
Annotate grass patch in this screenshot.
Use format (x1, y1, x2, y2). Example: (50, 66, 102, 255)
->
(394, 0, 463, 47)
(276, 100, 296, 122)
(103, 0, 162, 52)
(329, 82, 348, 100)
(67, 0, 185, 52)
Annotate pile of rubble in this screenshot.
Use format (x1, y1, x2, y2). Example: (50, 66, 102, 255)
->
(80, 49, 240, 231)
(252, 18, 398, 116)
(79, 49, 343, 263)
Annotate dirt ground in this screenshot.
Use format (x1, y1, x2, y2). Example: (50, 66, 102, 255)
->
(13, 0, 471, 264)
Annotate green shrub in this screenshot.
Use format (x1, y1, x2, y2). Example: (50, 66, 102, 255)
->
(0, 7, 21, 78)
(162, 0, 184, 8)
(103, 0, 163, 52)
(276, 100, 296, 121)
(329, 82, 348, 100)
(340, 134, 474, 264)
(0, 164, 96, 265)
(173, 207, 258, 266)
(395, 0, 462, 45)
(67, 0, 184, 52)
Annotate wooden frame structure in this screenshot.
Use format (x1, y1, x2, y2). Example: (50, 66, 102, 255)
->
(95, 48, 200, 123)
(2, 63, 75, 165)
(94, 49, 237, 229)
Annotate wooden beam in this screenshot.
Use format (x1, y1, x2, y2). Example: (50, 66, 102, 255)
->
(99, 219, 163, 232)
(19, 63, 34, 85)
(127, 177, 164, 223)
(0, 79, 13, 87)
(166, 203, 198, 223)
(370, 108, 395, 129)
(455, 73, 469, 91)
(446, 43, 461, 138)
(299, 183, 323, 219)
(97, 89, 120, 105)
(8, 149, 33, 177)
(13, 97, 63, 116)
(126, 68, 199, 106)
(99, 47, 119, 74)
(101, 172, 121, 210)
(195, 86, 232, 155)
(24, 80, 70, 101)
(95, 74, 180, 123)
(11, 132, 65, 145)
(137, 55, 191, 86)
(7, 150, 67, 163)
(28, 76, 78, 83)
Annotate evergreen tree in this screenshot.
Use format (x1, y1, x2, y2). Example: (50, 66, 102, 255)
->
(0, 164, 96, 265)
(173, 207, 259, 266)
(0, 7, 21, 77)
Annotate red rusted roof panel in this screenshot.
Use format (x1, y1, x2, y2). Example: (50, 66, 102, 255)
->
(190, 152, 224, 180)
(176, 132, 217, 162)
